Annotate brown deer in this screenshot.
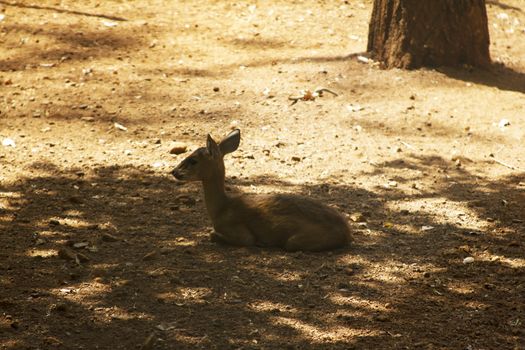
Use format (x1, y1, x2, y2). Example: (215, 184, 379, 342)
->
(171, 129, 351, 251)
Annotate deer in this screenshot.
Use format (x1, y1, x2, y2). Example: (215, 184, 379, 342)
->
(171, 129, 351, 251)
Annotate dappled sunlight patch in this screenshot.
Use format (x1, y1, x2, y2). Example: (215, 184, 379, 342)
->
(0, 339, 23, 349)
(0, 191, 22, 199)
(446, 282, 476, 295)
(63, 209, 85, 217)
(271, 315, 380, 342)
(376, 262, 446, 284)
(66, 279, 113, 300)
(156, 287, 213, 305)
(91, 263, 122, 271)
(329, 294, 389, 312)
(26, 248, 58, 258)
(478, 251, 525, 268)
(37, 229, 73, 239)
(50, 279, 112, 300)
(335, 255, 370, 267)
(273, 270, 304, 283)
(388, 197, 493, 231)
(0, 215, 13, 223)
(248, 300, 298, 314)
(34, 216, 96, 229)
(168, 237, 198, 247)
(464, 301, 489, 310)
(91, 305, 151, 322)
(0, 191, 25, 218)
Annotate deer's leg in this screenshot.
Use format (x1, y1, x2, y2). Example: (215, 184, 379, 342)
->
(284, 228, 346, 252)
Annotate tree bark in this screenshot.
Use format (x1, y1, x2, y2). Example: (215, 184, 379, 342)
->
(367, 0, 491, 69)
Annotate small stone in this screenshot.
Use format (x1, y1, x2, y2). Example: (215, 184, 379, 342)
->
(169, 142, 187, 155)
(349, 212, 366, 222)
(213, 87, 220, 92)
(81, 116, 95, 122)
(73, 242, 89, 249)
(291, 156, 301, 162)
(463, 257, 475, 264)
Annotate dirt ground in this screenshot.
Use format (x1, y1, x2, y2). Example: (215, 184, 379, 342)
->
(0, 1, 524, 349)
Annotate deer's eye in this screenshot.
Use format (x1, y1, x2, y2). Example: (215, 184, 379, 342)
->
(187, 158, 198, 165)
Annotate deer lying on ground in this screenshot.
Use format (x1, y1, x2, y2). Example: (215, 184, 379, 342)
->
(171, 129, 351, 251)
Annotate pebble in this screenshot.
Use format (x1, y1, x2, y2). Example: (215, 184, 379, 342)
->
(463, 257, 475, 264)
(170, 142, 188, 154)
(349, 212, 366, 222)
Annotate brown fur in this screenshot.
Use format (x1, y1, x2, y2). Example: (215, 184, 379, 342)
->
(172, 130, 351, 252)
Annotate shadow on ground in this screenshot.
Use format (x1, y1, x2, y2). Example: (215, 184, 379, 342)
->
(1, 155, 523, 349)
(0, 1, 127, 21)
(0, 21, 141, 72)
(439, 63, 525, 95)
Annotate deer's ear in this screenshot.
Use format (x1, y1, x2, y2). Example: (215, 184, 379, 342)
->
(206, 134, 221, 158)
(219, 129, 240, 155)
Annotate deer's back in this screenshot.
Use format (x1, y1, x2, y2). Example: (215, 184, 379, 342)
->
(223, 193, 350, 248)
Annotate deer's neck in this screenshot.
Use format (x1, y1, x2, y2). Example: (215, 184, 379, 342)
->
(202, 172, 228, 224)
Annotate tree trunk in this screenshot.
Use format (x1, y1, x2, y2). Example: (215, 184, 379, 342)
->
(367, 0, 491, 69)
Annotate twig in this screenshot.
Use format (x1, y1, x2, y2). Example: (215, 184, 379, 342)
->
(493, 158, 518, 170)
(400, 141, 417, 151)
(288, 87, 338, 105)
(315, 87, 338, 97)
